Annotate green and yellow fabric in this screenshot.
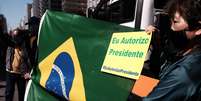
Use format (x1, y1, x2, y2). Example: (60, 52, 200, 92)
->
(25, 10, 136, 101)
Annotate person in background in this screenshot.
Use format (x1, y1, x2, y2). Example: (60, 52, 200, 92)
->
(0, 24, 7, 70)
(25, 16, 40, 68)
(144, 0, 201, 100)
(0, 23, 15, 70)
(5, 28, 31, 101)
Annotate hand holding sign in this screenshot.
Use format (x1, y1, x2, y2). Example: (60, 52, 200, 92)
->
(101, 31, 152, 79)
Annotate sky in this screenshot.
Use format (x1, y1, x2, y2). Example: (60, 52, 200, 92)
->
(0, 0, 32, 30)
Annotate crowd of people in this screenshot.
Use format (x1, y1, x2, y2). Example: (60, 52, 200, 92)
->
(0, 16, 40, 101)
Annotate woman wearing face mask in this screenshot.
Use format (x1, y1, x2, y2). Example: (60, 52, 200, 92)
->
(144, 0, 201, 100)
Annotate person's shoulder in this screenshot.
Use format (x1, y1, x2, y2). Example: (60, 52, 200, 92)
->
(163, 50, 201, 79)
(176, 50, 201, 81)
(180, 50, 201, 68)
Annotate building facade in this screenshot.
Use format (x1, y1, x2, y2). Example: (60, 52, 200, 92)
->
(48, 0, 62, 11)
(39, 0, 48, 17)
(62, 0, 87, 16)
(27, 3, 32, 20)
(33, 0, 40, 17)
(0, 14, 8, 34)
(33, 0, 62, 17)
(32, 0, 88, 17)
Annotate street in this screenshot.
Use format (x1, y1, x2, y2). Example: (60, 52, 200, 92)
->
(0, 69, 18, 101)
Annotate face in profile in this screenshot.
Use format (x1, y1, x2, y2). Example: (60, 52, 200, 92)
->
(171, 12, 188, 31)
(171, 12, 198, 39)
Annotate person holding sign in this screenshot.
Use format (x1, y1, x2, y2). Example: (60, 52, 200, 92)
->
(144, 0, 201, 100)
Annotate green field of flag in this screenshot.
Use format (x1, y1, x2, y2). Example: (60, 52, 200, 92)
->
(25, 10, 137, 101)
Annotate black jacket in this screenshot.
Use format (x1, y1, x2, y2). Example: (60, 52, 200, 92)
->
(6, 42, 31, 74)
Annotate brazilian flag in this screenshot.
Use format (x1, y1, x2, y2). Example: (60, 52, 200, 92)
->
(25, 10, 137, 101)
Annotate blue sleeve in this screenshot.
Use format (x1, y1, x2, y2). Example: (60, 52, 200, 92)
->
(143, 66, 194, 101)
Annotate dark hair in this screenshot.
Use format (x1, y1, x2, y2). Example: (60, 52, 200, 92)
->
(25, 16, 40, 25)
(165, 0, 201, 31)
(12, 28, 29, 46)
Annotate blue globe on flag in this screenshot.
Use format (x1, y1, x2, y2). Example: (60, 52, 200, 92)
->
(45, 52, 75, 100)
